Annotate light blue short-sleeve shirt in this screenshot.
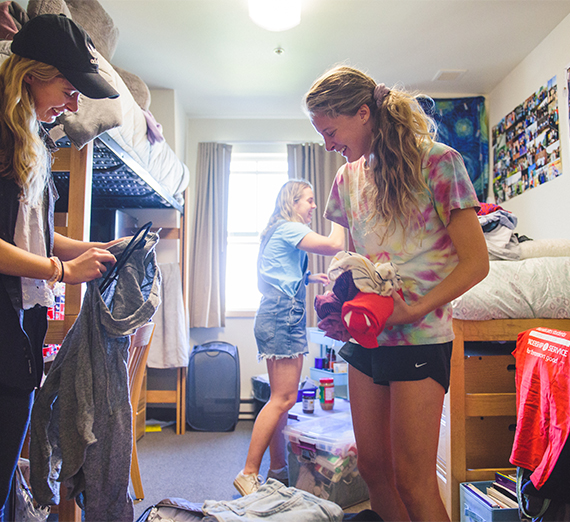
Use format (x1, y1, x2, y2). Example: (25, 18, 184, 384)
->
(258, 221, 312, 297)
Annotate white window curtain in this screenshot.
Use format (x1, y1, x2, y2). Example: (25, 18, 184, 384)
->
(188, 142, 232, 328)
(287, 143, 346, 327)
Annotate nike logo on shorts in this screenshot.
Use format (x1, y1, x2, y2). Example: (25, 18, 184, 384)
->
(415, 362, 428, 368)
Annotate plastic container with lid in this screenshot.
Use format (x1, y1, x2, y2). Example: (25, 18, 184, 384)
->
(319, 377, 334, 410)
(284, 413, 356, 457)
(283, 412, 369, 507)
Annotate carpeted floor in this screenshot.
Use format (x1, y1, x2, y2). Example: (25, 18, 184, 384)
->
(133, 419, 370, 520)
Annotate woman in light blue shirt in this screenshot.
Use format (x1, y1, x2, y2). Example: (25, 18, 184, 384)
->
(234, 180, 345, 496)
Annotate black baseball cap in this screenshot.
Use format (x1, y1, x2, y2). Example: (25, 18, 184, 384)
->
(11, 14, 119, 99)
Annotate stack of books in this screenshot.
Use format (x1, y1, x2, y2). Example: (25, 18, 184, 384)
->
(464, 472, 518, 509)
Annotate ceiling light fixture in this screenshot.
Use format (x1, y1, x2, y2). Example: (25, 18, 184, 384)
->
(248, 0, 301, 32)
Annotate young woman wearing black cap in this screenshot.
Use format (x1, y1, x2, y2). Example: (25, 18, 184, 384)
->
(0, 14, 120, 520)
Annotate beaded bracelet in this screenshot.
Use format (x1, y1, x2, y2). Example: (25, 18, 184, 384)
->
(47, 256, 62, 289)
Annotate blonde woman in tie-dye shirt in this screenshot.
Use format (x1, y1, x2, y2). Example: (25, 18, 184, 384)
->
(305, 66, 489, 522)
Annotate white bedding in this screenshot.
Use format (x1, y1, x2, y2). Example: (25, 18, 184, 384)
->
(105, 102, 189, 205)
(58, 52, 189, 206)
(452, 257, 570, 321)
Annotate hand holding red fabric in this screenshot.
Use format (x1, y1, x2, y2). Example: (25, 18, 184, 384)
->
(341, 292, 395, 348)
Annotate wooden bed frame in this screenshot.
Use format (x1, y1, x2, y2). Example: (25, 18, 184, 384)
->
(40, 142, 186, 521)
(438, 317, 570, 521)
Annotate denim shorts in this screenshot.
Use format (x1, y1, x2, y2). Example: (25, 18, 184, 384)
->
(339, 341, 453, 392)
(254, 284, 308, 360)
(203, 478, 343, 521)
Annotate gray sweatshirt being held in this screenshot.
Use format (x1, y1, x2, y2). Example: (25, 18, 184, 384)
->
(30, 233, 161, 521)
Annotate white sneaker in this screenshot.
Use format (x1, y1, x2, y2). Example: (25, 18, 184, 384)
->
(233, 470, 262, 496)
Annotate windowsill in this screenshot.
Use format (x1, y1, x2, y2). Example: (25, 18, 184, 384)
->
(226, 310, 257, 318)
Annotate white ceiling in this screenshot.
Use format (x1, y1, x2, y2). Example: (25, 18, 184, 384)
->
(96, 0, 570, 120)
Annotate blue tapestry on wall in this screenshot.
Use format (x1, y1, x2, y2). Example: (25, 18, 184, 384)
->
(422, 96, 489, 202)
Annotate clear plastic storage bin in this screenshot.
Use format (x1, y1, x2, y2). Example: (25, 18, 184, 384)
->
(283, 412, 368, 508)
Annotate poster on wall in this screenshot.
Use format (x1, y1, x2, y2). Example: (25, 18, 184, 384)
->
(431, 96, 489, 202)
(492, 76, 561, 203)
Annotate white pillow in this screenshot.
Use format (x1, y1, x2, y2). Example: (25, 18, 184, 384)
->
(520, 238, 570, 259)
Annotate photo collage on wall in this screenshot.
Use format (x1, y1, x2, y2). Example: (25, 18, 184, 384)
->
(492, 76, 561, 203)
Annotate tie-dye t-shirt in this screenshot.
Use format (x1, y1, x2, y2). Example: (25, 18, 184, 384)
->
(324, 142, 479, 346)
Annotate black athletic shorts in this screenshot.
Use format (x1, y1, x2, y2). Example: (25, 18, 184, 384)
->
(339, 341, 453, 393)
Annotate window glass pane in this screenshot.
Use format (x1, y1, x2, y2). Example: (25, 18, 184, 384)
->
(256, 173, 288, 230)
(226, 149, 289, 312)
(257, 160, 289, 173)
(228, 173, 257, 233)
(225, 242, 261, 311)
(230, 160, 257, 173)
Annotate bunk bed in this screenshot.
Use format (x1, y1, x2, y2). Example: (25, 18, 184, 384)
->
(41, 108, 189, 522)
(41, 125, 189, 522)
(47, 51, 189, 214)
(439, 254, 570, 521)
(42, 70, 190, 522)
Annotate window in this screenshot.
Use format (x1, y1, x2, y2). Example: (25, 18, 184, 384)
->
(226, 148, 289, 313)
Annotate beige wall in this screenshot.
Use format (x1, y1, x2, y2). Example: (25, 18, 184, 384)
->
(150, 88, 186, 162)
(486, 13, 570, 239)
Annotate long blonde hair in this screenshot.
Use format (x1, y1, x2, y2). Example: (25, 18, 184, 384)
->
(260, 180, 312, 241)
(0, 55, 57, 205)
(304, 65, 437, 241)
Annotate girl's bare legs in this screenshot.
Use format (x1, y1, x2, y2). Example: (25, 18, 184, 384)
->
(268, 407, 289, 471)
(243, 355, 303, 476)
(349, 365, 410, 521)
(390, 378, 449, 522)
(349, 365, 449, 521)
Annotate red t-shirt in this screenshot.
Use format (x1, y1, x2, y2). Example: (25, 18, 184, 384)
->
(510, 327, 570, 490)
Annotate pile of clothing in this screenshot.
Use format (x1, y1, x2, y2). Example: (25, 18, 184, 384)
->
(314, 251, 401, 348)
(478, 202, 522, 260)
